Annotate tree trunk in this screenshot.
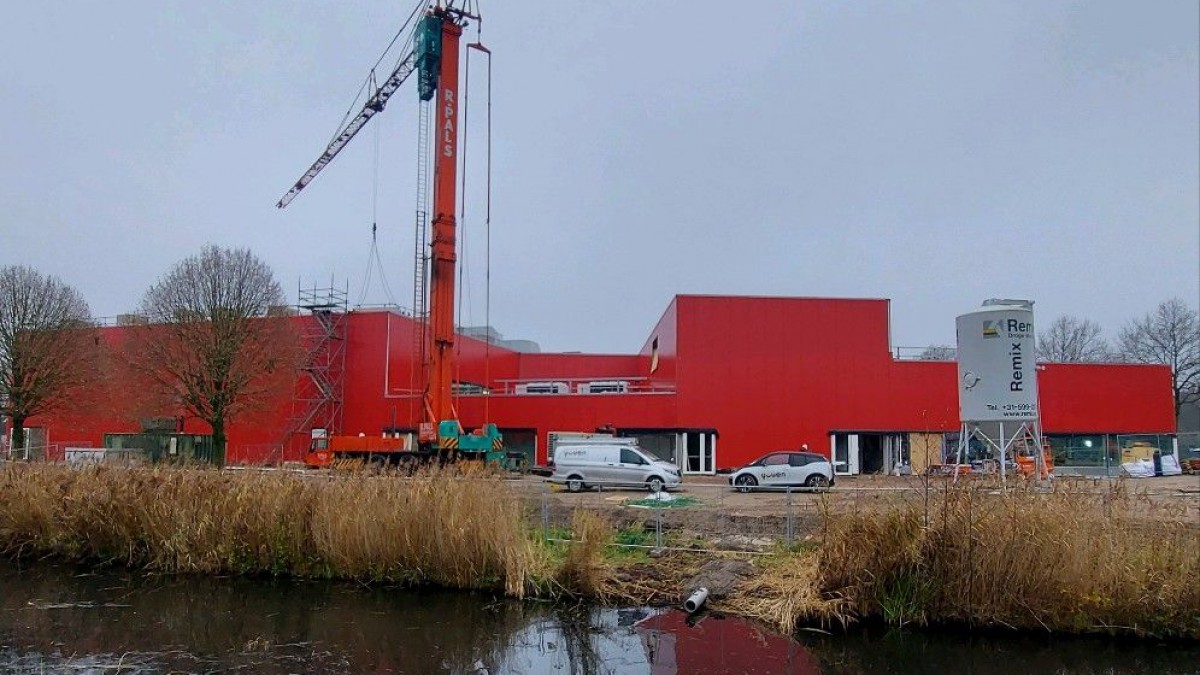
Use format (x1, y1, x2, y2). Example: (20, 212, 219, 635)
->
(211, 417, 226, 469)
(10, 415, 26, 459)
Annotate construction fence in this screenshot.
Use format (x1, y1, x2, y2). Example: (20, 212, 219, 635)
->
(511, 473, 1200, 556)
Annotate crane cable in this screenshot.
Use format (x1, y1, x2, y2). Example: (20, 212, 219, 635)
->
(355, 103, 398, 308)
(478, 39, 494, 423)
(458, 23, 494, 423)
(455, 17, 472, 413)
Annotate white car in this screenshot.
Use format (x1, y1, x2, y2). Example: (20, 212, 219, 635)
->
(729, 451, 835, 492)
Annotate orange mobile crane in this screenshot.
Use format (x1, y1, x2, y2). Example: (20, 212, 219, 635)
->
(277, 1, 502, 464)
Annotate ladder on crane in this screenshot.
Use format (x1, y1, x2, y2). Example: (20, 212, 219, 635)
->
(412, 98, 431, 381)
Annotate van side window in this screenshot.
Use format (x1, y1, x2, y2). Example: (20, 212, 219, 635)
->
(620, 448, 644, 465)
(789, 454, 809, 467)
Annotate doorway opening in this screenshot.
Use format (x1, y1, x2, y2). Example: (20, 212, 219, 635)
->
(829, 432, 909, 475)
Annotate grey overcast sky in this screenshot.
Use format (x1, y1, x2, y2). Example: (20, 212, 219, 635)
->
(1, 1, 1197, 354)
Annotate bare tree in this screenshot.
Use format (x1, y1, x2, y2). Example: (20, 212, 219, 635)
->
(1037, 315, 1110, 363)
(1118, 299, 1199, 421)
(919, 345, 956, 361)
(129, 246, 298, 467)
(0, 266, 96, 454)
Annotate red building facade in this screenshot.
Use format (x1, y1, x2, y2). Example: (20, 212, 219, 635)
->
(18, 295, 1176, 473)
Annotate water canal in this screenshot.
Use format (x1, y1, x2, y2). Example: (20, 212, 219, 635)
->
(0, 563, 1196, 674)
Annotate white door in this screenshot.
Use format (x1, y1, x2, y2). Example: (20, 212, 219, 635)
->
(831, 433, 862, 475)
(831, 434, 848, 475)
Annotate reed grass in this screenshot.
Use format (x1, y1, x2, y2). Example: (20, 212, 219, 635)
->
(555, 510, 611, 596)
(812, 481, 1200, 638)
(0, 463, 535, 596)
(2, 464, 1196, 639)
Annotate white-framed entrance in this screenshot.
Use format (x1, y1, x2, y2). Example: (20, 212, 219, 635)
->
(619, 428, 718, 475)
(830, 432, 908, 476)
(678, 431, 716, 475)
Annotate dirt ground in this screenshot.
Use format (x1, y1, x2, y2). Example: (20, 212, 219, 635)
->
(510, 472, 1200, 545)
(516, 471, 1200, 510)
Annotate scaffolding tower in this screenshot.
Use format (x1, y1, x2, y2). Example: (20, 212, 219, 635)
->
(280, 282, 348, 461)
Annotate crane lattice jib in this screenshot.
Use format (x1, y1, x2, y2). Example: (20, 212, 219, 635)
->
(276, 50, 418, 209)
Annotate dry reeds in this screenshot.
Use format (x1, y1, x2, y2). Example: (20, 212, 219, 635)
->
(0, 463, 534, 596)
(813, 481, 1200, 638)
(556, 510, 611, 596)
(723, 554, 840, 634)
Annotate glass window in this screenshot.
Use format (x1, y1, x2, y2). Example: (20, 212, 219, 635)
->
(1046, 434, 1107, 467)
(789, 454, 809, 467)
(762, 453, 789, 466)
(620, 448, 645, 465)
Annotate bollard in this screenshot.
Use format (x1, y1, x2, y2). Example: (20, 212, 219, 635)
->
(786, 485, 794, 547)
(541, 483, 550, 541)
(655, 504, 664, 552)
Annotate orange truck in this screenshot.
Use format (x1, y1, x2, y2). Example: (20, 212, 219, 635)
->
(305, 434, 414, 469)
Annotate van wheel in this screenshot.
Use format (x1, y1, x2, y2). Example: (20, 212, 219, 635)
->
(646, 476, 665, 493)
(734, 474, 757, 493)
(566, 476, 584, 493)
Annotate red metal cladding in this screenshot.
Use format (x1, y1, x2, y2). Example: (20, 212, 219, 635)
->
(20, 297, 1175, 470)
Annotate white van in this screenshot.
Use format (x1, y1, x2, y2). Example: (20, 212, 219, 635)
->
(549, 444, 682, 492)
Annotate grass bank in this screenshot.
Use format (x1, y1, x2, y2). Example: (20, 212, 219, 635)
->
(0, 464, 1196, 640)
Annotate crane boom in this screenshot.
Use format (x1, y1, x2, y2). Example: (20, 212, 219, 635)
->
(276, 50, 417, 209)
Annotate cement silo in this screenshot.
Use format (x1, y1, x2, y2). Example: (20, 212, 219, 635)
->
(955, 299, 1039, 422)
(952, 299, 1048, 482)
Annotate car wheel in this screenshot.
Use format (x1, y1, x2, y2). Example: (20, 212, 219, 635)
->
(566, 476, 584, 493)
(646, 476, 665, 493)
(805, 473, 830, 490)
(734, 474, 758, 493)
